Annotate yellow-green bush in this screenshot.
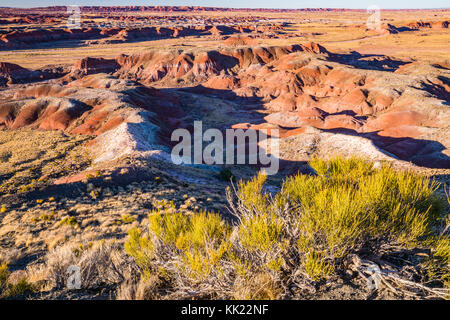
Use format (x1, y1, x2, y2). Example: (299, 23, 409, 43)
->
(2, 278, 34, 298)
(424, 236, 450, 288)
(146, 208, 229, 250)
(309, 156, 375, 180)
(0, 262, 9, 293)
(124, 228, 154, 271)
(125, 203, 231, 282)
(123, 157, 448, 298)
(280, 157, 444, 278)
(121, 214, 135, 224)
(239, 212, 284, 252)
(234, 172, 288, 253)
(0, 263, 34, 299)
(236, 172, 270, 213)
(301, 251, 334, 281)
(241, 158, 445, 281)
(59, 216, 78, 227)
(180, 242, 230, 280)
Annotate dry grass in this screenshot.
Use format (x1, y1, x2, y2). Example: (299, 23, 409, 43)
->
(25, 240, 135, 292)
(0, 129, 92, 195)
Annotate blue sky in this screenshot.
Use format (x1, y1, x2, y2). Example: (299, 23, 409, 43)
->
(1, 1, 449, 9)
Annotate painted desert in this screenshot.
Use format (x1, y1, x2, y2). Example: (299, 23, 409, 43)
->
(0, 5, 449, 301)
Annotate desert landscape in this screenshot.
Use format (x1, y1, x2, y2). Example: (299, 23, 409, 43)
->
(0, 5, 449, 301)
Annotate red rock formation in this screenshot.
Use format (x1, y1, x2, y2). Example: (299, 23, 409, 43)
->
(0, 41, 448, 168)
(0, 73, 184, 147)
(0, 62, 48, 85)
(69, 57, 120, 79)
(302, 41, 328, 54)
(407, 20, 449, 29)
(223, 35, 257, 46)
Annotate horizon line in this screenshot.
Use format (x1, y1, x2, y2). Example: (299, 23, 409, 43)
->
(1, 5, 449, 10)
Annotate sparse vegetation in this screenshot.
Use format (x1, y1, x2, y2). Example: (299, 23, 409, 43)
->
(39, 212, 56, 222)
(23, 241, 132, 292)
(0, 262, 9, 292)
(122, 157, 449, 299)
(59, 216, 78, 227)
(0, 129, 93, 195)
(121, 214, 135, 224)
(0, 262, 34, 299)
(90, 190, 100, 199)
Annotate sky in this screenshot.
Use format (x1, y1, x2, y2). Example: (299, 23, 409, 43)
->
(1, 1, 449, 9)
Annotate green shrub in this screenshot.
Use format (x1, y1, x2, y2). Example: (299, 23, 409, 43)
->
(309, 156, 375, 180)
(239, 211, 284, 252)
(124, 228, 154, 271)
(2, 278, 34, 298)
(301, 251, 334, 281)
(237, 158, 446, 282)
(236, 171, 269, 214)
(424, 236, 450, 288)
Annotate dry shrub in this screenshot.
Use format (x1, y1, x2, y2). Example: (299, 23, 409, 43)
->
(116, 276, 160, 300)
(232, 272, 283, 300)
(26, 240, 136, 291)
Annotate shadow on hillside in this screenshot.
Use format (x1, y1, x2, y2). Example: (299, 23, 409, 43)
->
(178, 84, 261, 106)
(166, 86, 450, 169)
(330, 51, 410, 72)
(420, 76, 450, 103)
(318, 127, 450, 169)
(0, 27, 252, 52)
(0, 39, 91, 52)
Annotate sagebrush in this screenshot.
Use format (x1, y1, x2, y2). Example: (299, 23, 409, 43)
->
(123, 157, 449, 299)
